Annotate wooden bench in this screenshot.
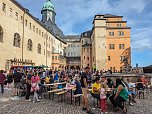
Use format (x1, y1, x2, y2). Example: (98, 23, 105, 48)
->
(47, 89, 63, 100)
(73, 94, 82, 106)
(55, 91, 66, 102)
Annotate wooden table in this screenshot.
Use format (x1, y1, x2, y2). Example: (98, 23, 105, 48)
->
(63, 85, 76, 104)
(44, 82, 67, 86)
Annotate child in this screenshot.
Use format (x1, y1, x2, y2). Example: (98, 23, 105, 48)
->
(100, 84, 108, 114)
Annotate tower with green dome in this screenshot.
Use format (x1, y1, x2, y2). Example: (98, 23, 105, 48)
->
(41, 0, 56, 24)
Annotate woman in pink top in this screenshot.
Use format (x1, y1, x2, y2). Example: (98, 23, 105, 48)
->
(31, 72, 40, 102)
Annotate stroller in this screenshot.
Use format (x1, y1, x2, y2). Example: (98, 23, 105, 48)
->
(18, 79, 27, 97)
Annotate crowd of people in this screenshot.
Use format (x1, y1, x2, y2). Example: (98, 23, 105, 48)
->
(0, 66, 150, 114)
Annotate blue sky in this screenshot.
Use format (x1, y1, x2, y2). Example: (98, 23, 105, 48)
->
(16, 0, 152, 67)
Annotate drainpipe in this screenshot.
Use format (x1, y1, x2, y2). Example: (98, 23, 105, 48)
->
(46, 32, 48, 66)
(22, 10, 26, 65)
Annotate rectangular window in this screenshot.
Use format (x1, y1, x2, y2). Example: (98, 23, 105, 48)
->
(2, 3, 6, 12)
(117, 24, 121, 27)
(39, 30, 41, 35)
(71, 52, 73, 56)
(52, 56, 54, 60)
(33, 25, 35, 32)
(119, 44, 121, 49)
(68, 52, 70, 56)
(15, 12, 18, 20)
(87, 57, 89, 60)
(25, 19, 27, 26)
(36, 28, 38, 33)
(30, 23, 31, 29)
(108, 56, 110, 61)
(21, 16, 23, 23)
(109, 32, 114, 36)
(9, 8, 13, 17)
(84, 56, 85, 60)
(122, 44, 125, 49)
(55, 56, 57, 60)
(109, 44, 115, 49)
(42, 32, 43, 37)
(44, 49, 45, 55)
(119, 44, 125, 49)
(118, 31, 124, 36)
(44, 42, 45, 46)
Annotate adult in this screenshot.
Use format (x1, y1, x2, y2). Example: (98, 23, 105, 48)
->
(80, 67, 94, 114)
(25, 70, 32, 101)
(31, 72, 40, 102)
(91, 77, 101, 107)
(114, 78, 128, 113)
(141, 75, 148, 87)
(74, 75, 82, 95)
(6, 71, 13, 90)
(0, 70, 6, 95)
(126, 79, 136, 103)
(54, 71, 59, 82)
(107, 78, 114, 88)
(13, 69, 22, 98)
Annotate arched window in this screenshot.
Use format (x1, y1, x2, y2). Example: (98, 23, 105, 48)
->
(13, 33, 21, 47)
(37, 44, 41, 54)
(27, 39, 32, 51)
(0, 26, 3, 42)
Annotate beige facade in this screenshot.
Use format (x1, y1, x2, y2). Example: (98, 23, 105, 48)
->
(81, 31, 92, 69)
(0, 0, 66, 71)
(63, 35, 81, 70)
(81, 14, 131, 72)
(91, 14, 131, 72)
(92, 17, 107, 71)
(0, 0, 131, 72)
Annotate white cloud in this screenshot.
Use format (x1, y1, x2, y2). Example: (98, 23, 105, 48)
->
(16, 0, 152, 51)
(54, 0, 111, 34)
(131, 27, 152, 50)
(53, 0, 149, 34)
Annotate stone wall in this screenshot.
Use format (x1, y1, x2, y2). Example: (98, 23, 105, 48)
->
(105, 74, 152, 85)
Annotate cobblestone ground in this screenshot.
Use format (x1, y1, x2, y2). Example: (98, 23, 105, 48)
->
(0, 88, 152, 114)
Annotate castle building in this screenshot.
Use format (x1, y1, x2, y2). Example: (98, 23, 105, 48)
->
(64, 35, 81, 70)
(0, 0, 131, 72)
(0, 0, 66, 70)
(81, 14, 131, 72)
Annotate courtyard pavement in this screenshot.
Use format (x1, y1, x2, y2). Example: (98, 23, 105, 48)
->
(0, 88, 152, 114)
